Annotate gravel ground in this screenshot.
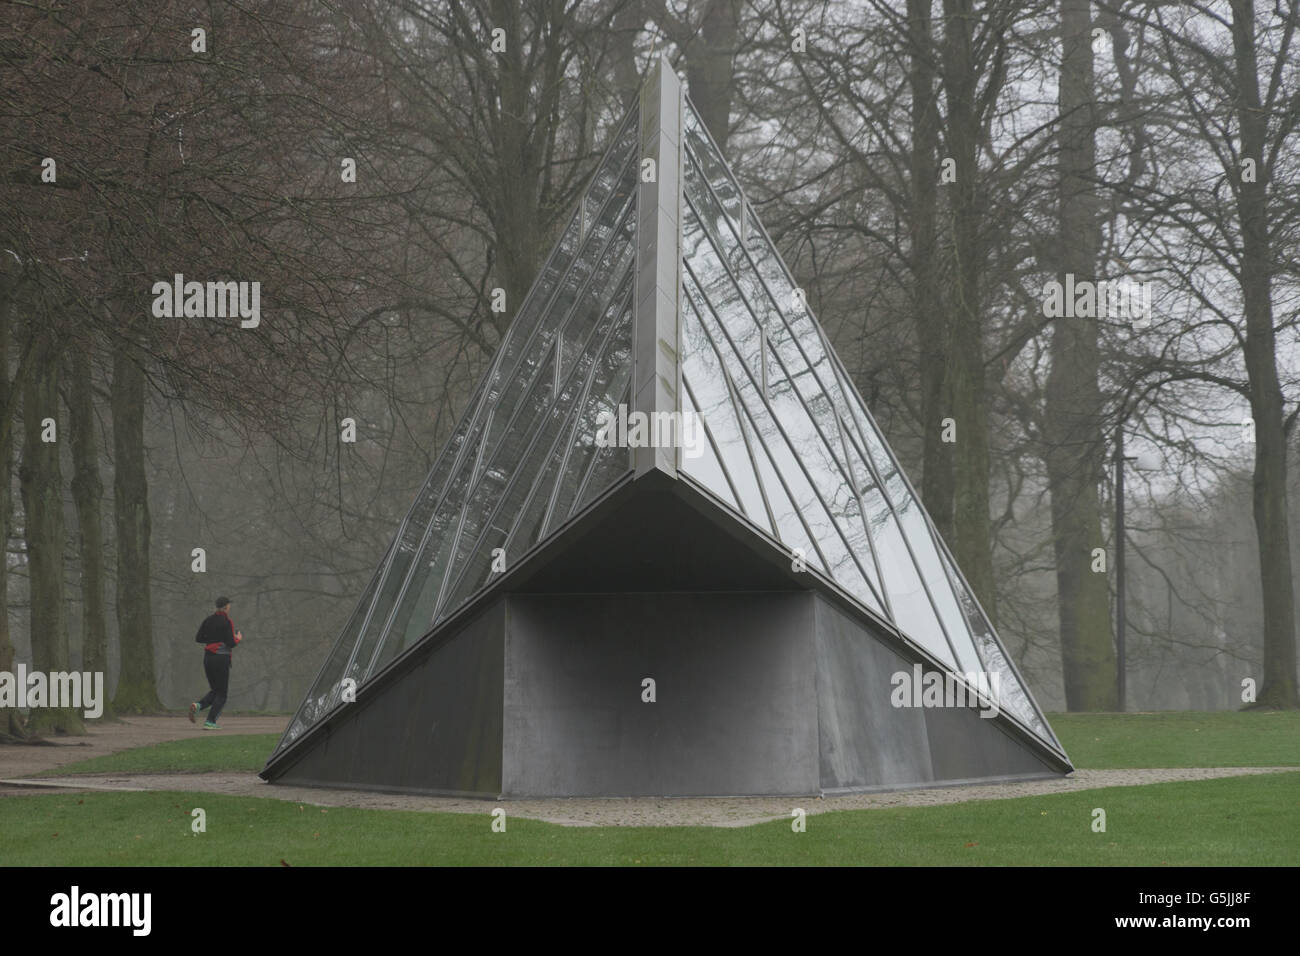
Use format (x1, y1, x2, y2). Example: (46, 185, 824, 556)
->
(7, 766, 1294, 828)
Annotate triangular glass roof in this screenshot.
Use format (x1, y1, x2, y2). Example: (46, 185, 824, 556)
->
(273, 57, 1065, 763)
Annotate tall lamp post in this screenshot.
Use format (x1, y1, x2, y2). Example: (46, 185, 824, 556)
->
(1114, 431, 1135, 713)
(1113, 428, 1156, 713)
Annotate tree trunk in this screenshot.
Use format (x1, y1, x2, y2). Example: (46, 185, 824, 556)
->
(110, 343, 161, 713)
(907, 0, 954, 542)
(1047, 0, 1116, 710)
(490, 0, 543, 325)
(941, 0, 997, 621)
(1232, 0, 1298, 709)
(66, 343, 112, 719)
(0, 275, 22, 739)
(684, 0, 740, 154)
(20, 326, 83, 734)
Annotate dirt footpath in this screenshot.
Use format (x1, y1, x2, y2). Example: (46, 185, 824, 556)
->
(0, 715, 288, 779)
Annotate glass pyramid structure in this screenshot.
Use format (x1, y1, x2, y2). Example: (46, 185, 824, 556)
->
(267, 57, 1068, 776)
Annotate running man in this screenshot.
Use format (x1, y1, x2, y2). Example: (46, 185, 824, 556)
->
(189, 596, 242, 729)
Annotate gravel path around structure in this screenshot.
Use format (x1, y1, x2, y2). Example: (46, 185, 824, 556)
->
(6, 766, 1294, 828)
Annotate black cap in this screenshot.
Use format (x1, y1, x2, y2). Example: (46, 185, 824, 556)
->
(215, 596, 231, 608)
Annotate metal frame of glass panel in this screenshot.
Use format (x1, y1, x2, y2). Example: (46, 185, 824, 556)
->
(680, 206, 890, 614)
(435, 279, 636, 622)
(680, 135, 907, 611)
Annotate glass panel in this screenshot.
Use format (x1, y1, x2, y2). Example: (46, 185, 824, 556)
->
(439, 271, 636, 619)
(488, 211, 580, 402)
(585, 109, 639, 233)
(508, 290, 635, 557)
(508, 403, 580, 555)
(683, 134, 860, 497)
(438, 353, 566, 618)
(481, 157, 637, 467)
(275, 541, 394, 750)
(841, 434, 955, 667)
(681, 306, 772, 533)
(939, 548, 1057, 745)
(733, 370, 825, 571)
(436, 350, 559, 619)
(544, 304, 635, 534)
(680, 209, 879, 607)
(679, 378, 740, 510)
(372, 499, 458, 669)
(684, 105, 742, 224)
(885, 471, 983, 674)
(367, 424, 485, 673)
(572, 386, 632, 516)
(848, 410, 982, 670)
(685, 99, 857, 450)
(340, 408, 489, 689)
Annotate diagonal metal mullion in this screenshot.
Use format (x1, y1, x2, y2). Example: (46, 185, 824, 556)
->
(680, 183, 887, 602)
(471, 162, 638, 471)
(837, 400, 974, 679)
(485, 105, 637, 389)
(355, 206, 638, 677)
(465, 203, 635, 487)
(569, 380, 632, 519)
(729, 208, 996, 684)
(725, 334, 888, 613)
(724, 365, 780, 537)
(684, 136, 869, 462)
(684, 143, 877, 505)
(680, 280, 838, 577)
(539, 293, 630, 538)
(427, 411, 494, 624)
(502, 399, 582, 559)
(679, 373, 747, 513)
(340, 348, 503, 689)
(274, 538, 395, 751)
(834, 411, 896, 624)
(435, 281, 634, 618)
(468, 152, 636, 475)
(681, 169, 865, 514)
(682, 249, 883, 602)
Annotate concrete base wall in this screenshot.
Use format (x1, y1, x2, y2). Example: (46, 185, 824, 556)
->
(503, 592, 818, 796)
(814, 598, 1057, 791)
(272, 601, 505, 795)
(269, 590, 1062, 797)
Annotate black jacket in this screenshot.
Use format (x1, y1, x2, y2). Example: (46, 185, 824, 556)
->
(196, 611, 238, 655)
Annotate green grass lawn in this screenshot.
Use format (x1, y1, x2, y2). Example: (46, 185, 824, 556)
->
(33, 712, 1299, 778)
(1049, 711, 1300, 769)
(2, 772, 1296, 866)
(35, 735, 281, 776)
